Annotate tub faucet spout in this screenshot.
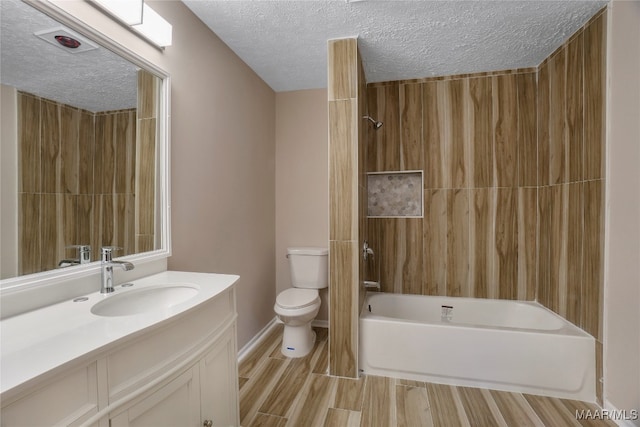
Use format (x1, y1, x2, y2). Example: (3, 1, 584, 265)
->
(364, 280, 381, 291)
(100, 247, 134, 294)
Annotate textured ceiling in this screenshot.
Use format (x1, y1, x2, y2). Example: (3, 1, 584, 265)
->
(0, 0, 138, 112)
(182, 0, 607, 92)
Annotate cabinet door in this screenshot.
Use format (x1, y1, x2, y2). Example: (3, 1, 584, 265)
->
(1, 362, 99, 427)
(200, 325, 239, 427)
(110, 368, 201, 427)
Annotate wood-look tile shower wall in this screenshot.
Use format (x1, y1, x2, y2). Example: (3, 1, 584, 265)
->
(18, 70, 158, 275)
(365, 10, 607, 399)
(366, 68, 539, 301)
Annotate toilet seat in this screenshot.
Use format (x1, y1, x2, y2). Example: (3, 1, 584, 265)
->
(276, 288, 319, 310)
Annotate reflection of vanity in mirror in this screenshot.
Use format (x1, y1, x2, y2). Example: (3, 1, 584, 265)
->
(0, 0, 167, 281)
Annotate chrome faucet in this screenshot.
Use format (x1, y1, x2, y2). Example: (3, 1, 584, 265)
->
(100, 247, 134, 294)
(58, 245, 92, 267)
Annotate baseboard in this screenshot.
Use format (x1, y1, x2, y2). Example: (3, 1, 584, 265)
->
(238, 318, 328, 362)
(312, 319, 328, 328)
(237, 316, 279, 363)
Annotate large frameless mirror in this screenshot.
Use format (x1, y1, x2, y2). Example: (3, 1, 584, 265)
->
(0, 0, 170, 289)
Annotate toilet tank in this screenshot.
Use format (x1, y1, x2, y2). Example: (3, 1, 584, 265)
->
(287, 247, 328, 289)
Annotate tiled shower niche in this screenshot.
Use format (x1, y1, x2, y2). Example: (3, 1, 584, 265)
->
(367, 171, 423, 217)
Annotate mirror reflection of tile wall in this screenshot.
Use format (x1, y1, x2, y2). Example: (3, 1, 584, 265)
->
(17, 70, 158, 275)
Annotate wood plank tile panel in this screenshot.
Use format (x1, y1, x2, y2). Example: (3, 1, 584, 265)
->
(566, 33, 584, 183)
(324, 408, 361, 427)
(240, 358, 288, 426)
(447, 189, 470, 297)
(517, 72, 538, 187)
(329, 241, 358, 377)
(524, 394, 581, 427)
(378, 84, 401, 172)
(40, 100, 61, 194)
(258, 342, 325, 417)
(422, 81, 448, 189)
(458, 386, 504, 427)
(494, 188, 518, 300)
(548, 51, 567, 185)
(470, 188, 495, 299)
(426, 383, 469, 427)
(423, 190, 448, 296)
(287, 374, 336, 427)
(518, 188, 538, 301)
(78, 111, 95, 195)
(537, 186, 551, 308)
(249, 413, 288, 427)
(583, 12, 606, 180)
(493, 74, 518, 188)
(401, 219, 424, 295)
(448, 79, 468, 189)
(566, 182, 584, 325)
(396, 385, 433, 427)
(360, 376, 394, 427)
(548, 184, 568, 314)
(328, 39, 357, 101)
(467, 77, 493, 189)
(60, 105, 80, 195)
(329, 99, 357, 242)
(400, 83, 423, 171)
(18, 93, 41, 194)
(489, 390, 544, 427)
(334, 377, 366, 411)
(582, 180, 604, 339)
(537, 63, 550, 187)
(19, 193, 41, 275)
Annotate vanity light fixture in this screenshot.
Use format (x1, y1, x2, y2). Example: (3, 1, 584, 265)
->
(91, 0, 144, 26)
(89, 0, 172, 48)
(131, 4, 173, 48)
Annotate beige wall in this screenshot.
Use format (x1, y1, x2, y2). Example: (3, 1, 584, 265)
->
(604, 0, 640, 418)
(49, 0, 277, 349)
(1, 84, 18, 279)
(275, 89, 329, 321)
(153, 1, 276, 349)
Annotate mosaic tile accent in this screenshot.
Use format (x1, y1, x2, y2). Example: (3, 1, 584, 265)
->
(368, 172, 423, 217)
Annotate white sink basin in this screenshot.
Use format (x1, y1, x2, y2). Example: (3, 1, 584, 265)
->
(91, 284, 200, 317)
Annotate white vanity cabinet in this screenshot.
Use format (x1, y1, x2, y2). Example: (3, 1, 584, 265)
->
(108, 324, 239, 427)
(0, 272, 240, 427)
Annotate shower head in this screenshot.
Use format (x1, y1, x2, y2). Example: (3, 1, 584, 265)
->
(363, 115, 383, 130)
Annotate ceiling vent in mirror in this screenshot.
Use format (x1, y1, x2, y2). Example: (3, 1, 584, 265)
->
(34, 27, 98, 54)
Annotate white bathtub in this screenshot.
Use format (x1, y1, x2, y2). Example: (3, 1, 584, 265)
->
(359, 292, 596, 401)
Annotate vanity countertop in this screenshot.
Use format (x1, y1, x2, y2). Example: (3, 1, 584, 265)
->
(0, 271, 239, 397)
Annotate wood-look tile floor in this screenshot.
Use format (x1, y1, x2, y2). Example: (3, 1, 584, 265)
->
(239, 325, 615, 427)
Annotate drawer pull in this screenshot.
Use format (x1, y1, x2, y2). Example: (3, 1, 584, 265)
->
(203, 420, 213, 427)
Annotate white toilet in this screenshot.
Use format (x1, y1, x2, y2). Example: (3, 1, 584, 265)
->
(274, 247, 328, 358)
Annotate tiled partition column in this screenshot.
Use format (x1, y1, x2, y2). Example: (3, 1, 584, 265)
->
(135, 70, 159, 253)
(328, 38, 367, 378)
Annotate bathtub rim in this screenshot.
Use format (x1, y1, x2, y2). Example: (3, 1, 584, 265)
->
(360, 291, 593, 338)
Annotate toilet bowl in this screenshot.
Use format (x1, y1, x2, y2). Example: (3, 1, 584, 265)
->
(275, 247, 328, 358)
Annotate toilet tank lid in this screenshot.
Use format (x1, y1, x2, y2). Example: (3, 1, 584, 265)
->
(287, 247, 328, 256)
